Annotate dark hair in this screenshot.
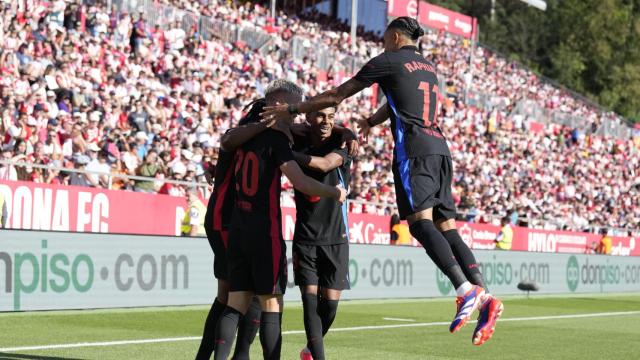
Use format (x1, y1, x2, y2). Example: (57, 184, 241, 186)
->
(239, 98, 266, 126)
(387, 16, 425, 40)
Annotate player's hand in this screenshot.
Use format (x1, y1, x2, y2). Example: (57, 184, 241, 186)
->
(261, 103, 290, 123)
(356, 117, 371, 142)
(335, 186, 347, 203)
(339, 128, 359, 157)
(260, 102, 284, 128)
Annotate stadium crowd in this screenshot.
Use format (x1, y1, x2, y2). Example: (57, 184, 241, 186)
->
(0, 0, 638, 234)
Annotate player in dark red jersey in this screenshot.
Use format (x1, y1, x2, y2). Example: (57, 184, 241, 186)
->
(262, 17, 502, 346)
(290, 107, 352, 360)
(196, 99, 277, 360)
(214, 80, 347, 360)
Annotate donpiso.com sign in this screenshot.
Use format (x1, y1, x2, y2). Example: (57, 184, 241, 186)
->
(1, 230, 639, 311)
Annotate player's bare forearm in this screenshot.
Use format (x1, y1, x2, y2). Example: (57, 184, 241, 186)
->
(299, 79, 365, 114)
(220, 122, 268, 152)
(261, 79, 365, 121)
(369, 105, 390, 127)
(294, 152, 343, 173)
(281, 160, 341, 200)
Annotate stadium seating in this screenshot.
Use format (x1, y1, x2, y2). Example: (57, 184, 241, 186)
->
(0, 0, 638, 234)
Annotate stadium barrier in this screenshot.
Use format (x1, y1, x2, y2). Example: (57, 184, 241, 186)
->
(1, 180, 637, 256)
(1, 229, 639, 311)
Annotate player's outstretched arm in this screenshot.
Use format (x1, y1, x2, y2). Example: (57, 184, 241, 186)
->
(293, 152, 344, 173)
(357, 105, 390, 141)
(280, 160, 347, 202)
(220, 121, 272, 152)
(261, 78, 366, 121)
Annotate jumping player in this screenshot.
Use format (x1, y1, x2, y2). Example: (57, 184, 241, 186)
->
(291, 107, 352, 360)
(262, 17, 503, 345)
(214, 80, 347, 360)
(196, 98, 275, 360)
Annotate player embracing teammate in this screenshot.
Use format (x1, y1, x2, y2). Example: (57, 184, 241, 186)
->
(263, 16, 504, 346)
(290, 107, 355, 360)
(213, 80, 347, 360)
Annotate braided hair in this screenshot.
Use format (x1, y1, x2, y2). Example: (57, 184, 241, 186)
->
(387, 16, 425, 40)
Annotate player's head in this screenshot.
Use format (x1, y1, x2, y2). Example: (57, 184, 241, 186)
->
(501, 216, 510, 226)
(265, 79, 303, 108)
(384, 16, 424, 52)
(306, 107, 336, 140)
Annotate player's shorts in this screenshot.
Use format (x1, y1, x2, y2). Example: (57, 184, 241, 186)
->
(204, 195, 229, 280)
(292, 242, 350, 290)
(227, 224, 287, 295)
(392, 154, 457, 221)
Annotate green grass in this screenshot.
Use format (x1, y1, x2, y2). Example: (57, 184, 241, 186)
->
(1, 294, 640, 359)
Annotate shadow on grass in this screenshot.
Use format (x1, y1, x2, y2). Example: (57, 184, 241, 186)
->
(0, 353, 85, 360)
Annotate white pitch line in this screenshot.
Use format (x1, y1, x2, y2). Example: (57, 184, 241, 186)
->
(382, 317, 416, 322)
(1, 310, 639, 353)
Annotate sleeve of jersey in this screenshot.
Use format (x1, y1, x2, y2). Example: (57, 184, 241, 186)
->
(272, 132, 295, 167)
(353, 53, 392, 87)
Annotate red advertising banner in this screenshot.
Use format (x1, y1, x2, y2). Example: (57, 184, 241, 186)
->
(388, 0, 419, 18)
(0, 180, 187, 236)
(1, 180, 637, 256)
(418, 2, 475, 39)
(387, 0, 476, 39)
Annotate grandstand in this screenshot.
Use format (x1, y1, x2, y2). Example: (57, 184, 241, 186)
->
(0, 0, 638, 235)
(1, 1, 640, 359)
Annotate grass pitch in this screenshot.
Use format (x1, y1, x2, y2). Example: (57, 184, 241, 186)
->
(1, 294, 639, 359)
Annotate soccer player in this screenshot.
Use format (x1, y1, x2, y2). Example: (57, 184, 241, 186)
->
(214, 80, 347, 360)
(290, 107, 352, 360)
(262, 17, 503, 345)
(196, 99, 275, 360)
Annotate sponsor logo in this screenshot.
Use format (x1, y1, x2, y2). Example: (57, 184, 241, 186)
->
(527, 232, 587, 253)
(454, 18, 472, 33)
(428, 11, 449, 25)
(565, 255, 640, 292)
(436, 269, 453, 295)
(566, 256, 579, 292)
(0, 240, 189, 311)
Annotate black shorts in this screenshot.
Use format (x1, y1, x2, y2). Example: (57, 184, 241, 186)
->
(292, 242, 350, 290)
(204, 195, 228, 280)
(392, 155, 457, 221)
(227, 226, 287, 295)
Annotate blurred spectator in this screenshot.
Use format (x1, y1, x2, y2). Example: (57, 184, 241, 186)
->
(596, 229, 612, 255)
(181, 190, 206, 237)
(495, 216, 513, 250)
(390, 214, 411, 246)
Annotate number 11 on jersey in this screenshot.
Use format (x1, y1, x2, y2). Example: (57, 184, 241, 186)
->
(418, 82, 441, 127)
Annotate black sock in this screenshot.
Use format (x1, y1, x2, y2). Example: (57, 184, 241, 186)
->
(213, 307, 241, 360)
(232, 297, 261, 360)
(318, 296, 339, 336)
(442, 229, 488, 291)
(195, 298, 226, 360)
(409, 220, 467, 289)
(302, 293, 325, 360)
(259, 312, 282, 360)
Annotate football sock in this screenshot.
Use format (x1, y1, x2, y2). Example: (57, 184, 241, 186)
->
(302, 293, 325, 360)
(442, 229, 489, 291)
(195, 298, 226, 360)
(409, 219, 468, 289)
(232, 297, 261, 360)
(318, 296, 339, 336)
(213, 307, 241, 360)
(455, 281, 474, 297)
(259, 312, 282, 360)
